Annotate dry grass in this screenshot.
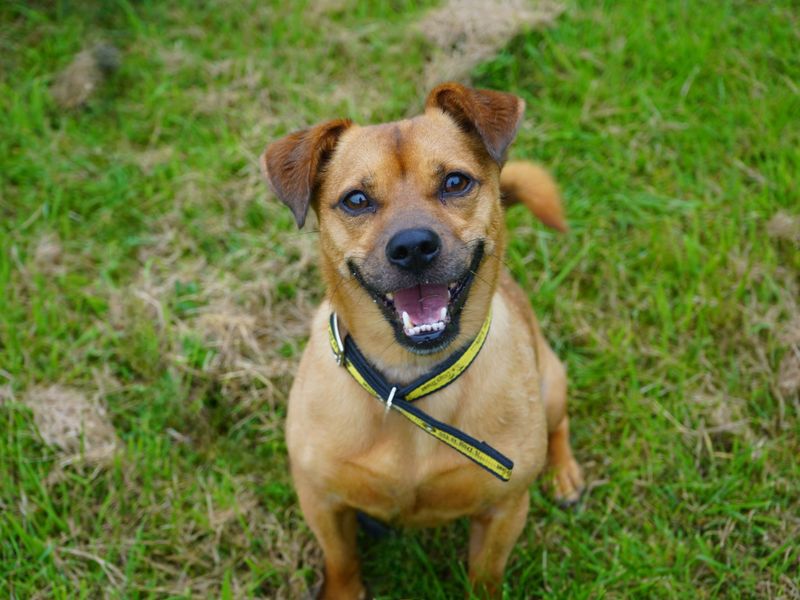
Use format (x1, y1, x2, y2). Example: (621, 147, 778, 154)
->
(777, 307, 800, 400)
(32, 231, 65, 275)
(418, 0, 564, 87)
(778, 349, 800, 397)
(122, 172, 319, 415)
(22, 386, 119, 467)
(691, 390, 753, 442)
(50, 44, 120, 110)
(767, 211, 800, 243)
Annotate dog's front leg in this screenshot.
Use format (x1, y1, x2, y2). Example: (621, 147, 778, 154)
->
(467, 491, 530, 598)
(295, 477, 367, 600)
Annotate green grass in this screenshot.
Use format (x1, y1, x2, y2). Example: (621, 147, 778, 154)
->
(1, 0, 798, 597)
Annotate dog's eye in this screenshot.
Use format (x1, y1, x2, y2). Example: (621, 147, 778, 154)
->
(441, 172, 473, 197)
(339, 191, 374, 215)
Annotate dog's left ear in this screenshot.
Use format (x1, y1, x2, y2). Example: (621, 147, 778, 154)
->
(425, 82, 525, 165)
(260, 119, 352, 228)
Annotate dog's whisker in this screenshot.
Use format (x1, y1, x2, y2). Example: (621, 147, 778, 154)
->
(328, 272, 358, 303)
(484, 252, 515, 272)
(460, 237, 515, 271)
(372, 334, 403, 364)
(468, 269, 494, 290)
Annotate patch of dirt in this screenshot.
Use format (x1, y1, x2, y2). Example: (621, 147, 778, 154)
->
(0, 384, 13, 403)
(306, 0, 349, 18)
(727, 242, 799, 412)
(158, 45, 199, 75)
(766, 211, 800, 243)
(418, 0, 564, 87)
(51, 44, 121, 110)
(32, 231, 65, 276)
(775, 287, 800, 401)
(692, 391, 751, 437)
(22, 386, 119, 466)
(133, 146, 175, 175)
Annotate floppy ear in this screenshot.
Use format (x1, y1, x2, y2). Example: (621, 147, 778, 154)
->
(260, 119, 352, 228)
(425, 82, 525, 164)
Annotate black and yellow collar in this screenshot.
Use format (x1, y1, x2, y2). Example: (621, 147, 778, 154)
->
(328, 312, 513, 482)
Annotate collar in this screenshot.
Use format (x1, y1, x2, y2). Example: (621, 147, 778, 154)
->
(328, 312, 513, 482)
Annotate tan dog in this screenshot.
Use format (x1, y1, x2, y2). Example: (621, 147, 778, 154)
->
(262, 83, 584, 599)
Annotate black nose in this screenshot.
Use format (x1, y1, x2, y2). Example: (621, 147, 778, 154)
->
(386, 228, 441, 274)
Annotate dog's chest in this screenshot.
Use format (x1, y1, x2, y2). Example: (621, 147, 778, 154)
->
(329, 424, 507, 525)
(315, 391, 546, 525)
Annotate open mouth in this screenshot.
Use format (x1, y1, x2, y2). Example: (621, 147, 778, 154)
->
(349, 242, 484, 354)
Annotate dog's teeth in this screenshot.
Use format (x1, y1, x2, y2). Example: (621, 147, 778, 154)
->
(403, 319, 451, 337)
(440, 307, 448, 321)
(386, 292, 394, 301)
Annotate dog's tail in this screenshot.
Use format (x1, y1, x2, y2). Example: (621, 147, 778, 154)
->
(500, 161, 567, 232)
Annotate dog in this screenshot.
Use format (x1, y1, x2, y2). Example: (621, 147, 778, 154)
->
(261, 82, 584, 599)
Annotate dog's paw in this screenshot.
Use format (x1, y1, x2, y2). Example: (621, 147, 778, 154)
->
(552, 457, 585, 507)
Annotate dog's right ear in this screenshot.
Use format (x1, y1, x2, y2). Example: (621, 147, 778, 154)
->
(260, 119, 352, 228)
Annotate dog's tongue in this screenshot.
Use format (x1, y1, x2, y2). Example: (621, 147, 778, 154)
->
(393, 284, 448, 325)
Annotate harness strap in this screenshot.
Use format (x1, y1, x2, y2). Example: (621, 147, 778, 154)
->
(327, 312, 513, 482)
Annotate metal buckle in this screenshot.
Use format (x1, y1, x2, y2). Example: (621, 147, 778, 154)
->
(331, 313, 345, 366)
(384, 386, 397, 415)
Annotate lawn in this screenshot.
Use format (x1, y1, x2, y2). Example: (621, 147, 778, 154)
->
(1, 0, 798, 597)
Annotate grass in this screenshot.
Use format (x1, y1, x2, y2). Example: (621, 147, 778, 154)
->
(1, 0, 798, 597)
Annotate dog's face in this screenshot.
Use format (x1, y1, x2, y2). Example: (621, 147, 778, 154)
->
(263, 84, 524, 355)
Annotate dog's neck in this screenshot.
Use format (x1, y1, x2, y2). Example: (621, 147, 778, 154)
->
(336, 312, 492, 385)
(329, 283, 497, 387)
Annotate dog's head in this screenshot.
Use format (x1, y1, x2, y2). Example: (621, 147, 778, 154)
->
(262, 83, 524, 356)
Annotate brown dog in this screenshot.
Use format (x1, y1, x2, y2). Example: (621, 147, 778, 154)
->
(262, 83, 584, 599)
